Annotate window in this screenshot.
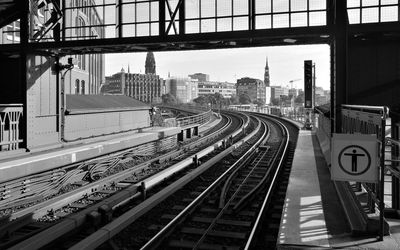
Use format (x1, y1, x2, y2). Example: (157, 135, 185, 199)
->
(5, 20, 20, 43)
(81, 80, 85, 94)
(75, 79, 80, 94)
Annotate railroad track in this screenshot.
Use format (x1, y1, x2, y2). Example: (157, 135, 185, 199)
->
(60, 114, 299, 250)
(137, 115, 289, 249)
(2, 111, 250, 249)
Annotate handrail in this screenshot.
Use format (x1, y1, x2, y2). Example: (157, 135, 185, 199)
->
(342, 104, 389, 115)
(0, 104, 23, 152)
(160, 106, 213, 128)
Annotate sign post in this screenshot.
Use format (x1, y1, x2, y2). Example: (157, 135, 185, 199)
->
(331, 132, 386, 240)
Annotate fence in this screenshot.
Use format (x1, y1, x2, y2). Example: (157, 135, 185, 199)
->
(176, 110, 213, 127)
(0, 104, 23, 151)
(160, 105, 213, 128)
(315, 106, 331, 163)
(340, 105, 388, 216)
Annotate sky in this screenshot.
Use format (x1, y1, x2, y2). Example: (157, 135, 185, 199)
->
(105, 44, 330, 90)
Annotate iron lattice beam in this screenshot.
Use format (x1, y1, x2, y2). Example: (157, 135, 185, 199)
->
(0, 26, 332, 56)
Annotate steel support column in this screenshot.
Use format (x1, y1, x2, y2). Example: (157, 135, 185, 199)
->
(117, 0, 123, 38)
(331, 0, 348, 133)
(19, 0, 29, 149)
(179, 0, 185, 35)
(159, 0, 166, 37)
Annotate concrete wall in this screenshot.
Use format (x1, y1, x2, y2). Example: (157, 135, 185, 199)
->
(64, 109, 151, 141)
(26, 55, 59, 149)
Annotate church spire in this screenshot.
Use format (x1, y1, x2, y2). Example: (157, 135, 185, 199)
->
(145, 52, 156, 74)
(264, 56, 270, 87)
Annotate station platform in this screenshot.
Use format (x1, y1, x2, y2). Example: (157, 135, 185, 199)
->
(277, 130, 400, 249)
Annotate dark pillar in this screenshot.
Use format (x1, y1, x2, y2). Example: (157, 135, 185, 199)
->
(19, 0, 29, 149)
(179, 0, 185, 35)
(159, 0, 166, 37)
(331, 0, 348, 133)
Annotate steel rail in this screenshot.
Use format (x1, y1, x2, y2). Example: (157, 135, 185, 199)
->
(139, 117, 265, 250)
(68, 116, 262, 250)
(244, 115, 290, 249)
(218, 122, 271, 209)
(192, 122, 270, 249)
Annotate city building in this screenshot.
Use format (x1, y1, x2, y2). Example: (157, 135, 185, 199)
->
(315, 86, 325, 96)
(237, 77, 266, 104)
(271, 86, 290, 100)
(197, 81, 236, 98)
(316, 95, 329, 106)
(145, 52, 156, 74)
(264, 57, 270, 87)
(104, 66, 163, 103)
(288, 88, 300, 98)
(189, 73, 210, 82)
(0, 1, 105, 95)
(266, 86, 272, 105)
(166, 77, 198, 103)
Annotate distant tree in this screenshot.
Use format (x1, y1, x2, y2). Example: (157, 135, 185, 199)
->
(270, 98, 280, 106)
(213, 92, 224, 103)
(279, 95, 290, 106)
(222, 97, 231, 107)
(213, 93, 225, 108)
(161, 93, 177, 104)
(239, 94, 251, 104)
(253, 98, 264, 107)
(294, 94, 304, 104)
(193, 96, 208, 106)
(230, 95, 240, 105)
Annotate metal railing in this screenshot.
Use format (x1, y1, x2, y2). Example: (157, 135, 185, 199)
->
(315, 107, 331, 142)
(160, 105, 213, 128)
(0, 104, 23, 151)
(176, 110, 213, 127)
(315, 104, 394, 238)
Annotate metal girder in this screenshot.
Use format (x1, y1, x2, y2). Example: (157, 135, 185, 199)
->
(0, 0, 399, 56)
(0, 26, 332, 56)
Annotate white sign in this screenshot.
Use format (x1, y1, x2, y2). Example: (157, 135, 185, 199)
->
(331, 133, 378, 183)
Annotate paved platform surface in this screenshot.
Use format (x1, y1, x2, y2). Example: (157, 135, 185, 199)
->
(277, 130, 400, 249)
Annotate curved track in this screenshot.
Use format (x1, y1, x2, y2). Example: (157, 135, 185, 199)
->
(66, 112, 299, 250)
(2, 110, 300, 250)
(2, 111, 248, 249)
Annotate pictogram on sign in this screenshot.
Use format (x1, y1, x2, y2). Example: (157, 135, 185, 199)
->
(331, 134, 378, 183)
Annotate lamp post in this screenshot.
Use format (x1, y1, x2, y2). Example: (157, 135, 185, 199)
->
(56, 57, 75, 142)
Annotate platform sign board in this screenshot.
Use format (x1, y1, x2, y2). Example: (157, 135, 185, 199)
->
(331, 133, 378, 183)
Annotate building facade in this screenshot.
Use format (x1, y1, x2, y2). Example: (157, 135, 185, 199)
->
(197, 81, 236, 98)
(271, 86, 289, 100)
(145, 52, 156, 74)
(237, 77, 266, 104)
(0, 1, 105, 95)
(288, 88, 300, 98)
(264, 57, 270, 87)
(166, 77, 198, 103)
(104, 67, 163, 103)
(189, 73, 210, 82)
